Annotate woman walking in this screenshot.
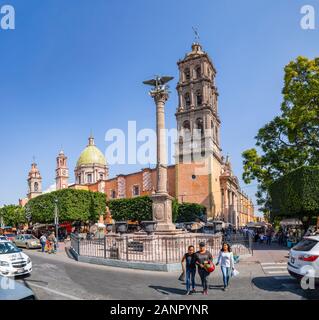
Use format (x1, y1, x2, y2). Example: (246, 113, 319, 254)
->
(181, 245, 196, 295)
(195, 242, 213, 295)
(216, 243, 235, 291)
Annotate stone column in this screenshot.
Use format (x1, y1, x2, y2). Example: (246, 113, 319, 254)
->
(150, 89, 176, 233)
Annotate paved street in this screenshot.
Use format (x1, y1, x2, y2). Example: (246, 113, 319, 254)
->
(13, 243, 319, 300)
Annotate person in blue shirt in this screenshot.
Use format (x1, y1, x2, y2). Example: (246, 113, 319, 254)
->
(181, 245, 196, 295)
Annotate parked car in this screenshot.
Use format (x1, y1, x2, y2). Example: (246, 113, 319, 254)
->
(13, 234, 41, 249)
(0, 240, 32, 277)
(0, 235, 8, 241)
(288, 235, 319, 283)
(0, 276, 36, 300)
(3, 233, 16, 242)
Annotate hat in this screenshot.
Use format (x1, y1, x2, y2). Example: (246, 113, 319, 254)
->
(199, 242, 206, 247)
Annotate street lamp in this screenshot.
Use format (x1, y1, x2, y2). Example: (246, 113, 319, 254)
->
(54, 199, 59, 250)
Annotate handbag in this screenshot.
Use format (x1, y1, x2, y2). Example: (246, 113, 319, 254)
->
(178, 272, 185, 281)
(231, 269, 239, 277)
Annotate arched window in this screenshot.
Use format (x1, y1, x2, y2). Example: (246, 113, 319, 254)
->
(34, 182, 39, 192)
(195, 118, 205, 157)
(183, 120, 191, 131)
(195, 66, 201, 79)
(196, 90, 202, 107)
(179, 136, 184, 163)
(184, 68, 190, 81)
(184, 93, 191, 109)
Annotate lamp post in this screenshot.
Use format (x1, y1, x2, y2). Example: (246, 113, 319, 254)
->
(54, 199, 59, 250)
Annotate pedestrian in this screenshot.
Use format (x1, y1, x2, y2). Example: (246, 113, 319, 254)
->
(48, 232, 57, 254)
(216, 243, 235, 291)
(266, 229, 272, 245)
(195, 242, 213, 295)
(181, 245, 196, 295)
(40, 233, 47, 253)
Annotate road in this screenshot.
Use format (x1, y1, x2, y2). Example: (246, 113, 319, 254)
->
(14, 245, 319, 300)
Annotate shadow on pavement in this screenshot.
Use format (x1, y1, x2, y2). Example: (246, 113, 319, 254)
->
(149, 285, 186, 295)
(252, 276, 319, 300)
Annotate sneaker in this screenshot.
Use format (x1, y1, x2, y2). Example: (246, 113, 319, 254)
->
(204, 290, 208, 295)
(185, 291, 191, 295)
(191, 289, 196, 294)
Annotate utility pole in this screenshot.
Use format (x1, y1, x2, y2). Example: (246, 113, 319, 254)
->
(54, 199, 59, 250)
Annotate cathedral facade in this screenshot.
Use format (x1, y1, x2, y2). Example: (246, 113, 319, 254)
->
(21, 43, 254, 227)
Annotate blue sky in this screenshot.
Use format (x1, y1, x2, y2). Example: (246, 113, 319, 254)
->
(0, 0, 318, 214)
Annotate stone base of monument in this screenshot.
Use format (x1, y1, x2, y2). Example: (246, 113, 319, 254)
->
(151, 192, 186, 235)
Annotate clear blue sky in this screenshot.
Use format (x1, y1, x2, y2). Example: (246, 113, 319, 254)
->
(0, 0, 318, 214)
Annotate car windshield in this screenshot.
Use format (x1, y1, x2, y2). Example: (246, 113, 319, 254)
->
(4, 234, 15, 237)
(23, 235, 36, 240)
(293, 239, 318, 252)
(0, 242, 20, 254)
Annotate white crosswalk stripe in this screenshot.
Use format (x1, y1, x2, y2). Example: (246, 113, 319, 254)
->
(261, 262, 289, 275)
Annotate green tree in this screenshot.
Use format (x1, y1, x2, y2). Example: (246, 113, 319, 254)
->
(242, 57, 319, 218)
(0, 205, 27, 227)
(26, 189, 106, 224)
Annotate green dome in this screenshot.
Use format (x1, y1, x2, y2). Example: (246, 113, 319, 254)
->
(76, 137, 106, 167)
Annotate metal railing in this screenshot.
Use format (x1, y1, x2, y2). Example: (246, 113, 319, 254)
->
(71, 234, 223, 263)
(71, 232, 252, 264)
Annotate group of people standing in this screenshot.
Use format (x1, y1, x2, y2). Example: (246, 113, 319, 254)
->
(181, 242, 236, 295)
(39, 232, 57, 254)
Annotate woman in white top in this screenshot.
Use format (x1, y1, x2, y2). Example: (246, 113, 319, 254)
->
(216, 243, 235, 291)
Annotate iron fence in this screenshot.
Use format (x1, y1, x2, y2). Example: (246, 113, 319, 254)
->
(71, 232, 253, 264)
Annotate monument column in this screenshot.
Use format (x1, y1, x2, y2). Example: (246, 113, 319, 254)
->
(144, 76, 177, 233)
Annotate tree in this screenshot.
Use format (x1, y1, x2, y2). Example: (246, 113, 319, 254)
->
(0, 205, 27, 227)
(242, 57, 319, 217)
(26, 189, 106, 224)
(269, 166, 319, 230)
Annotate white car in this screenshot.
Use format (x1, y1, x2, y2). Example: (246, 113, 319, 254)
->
(288, 235, 319, 282)
(0, 240, 32, 277)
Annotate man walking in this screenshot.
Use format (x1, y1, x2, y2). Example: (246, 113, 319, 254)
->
(40, 233, 46, 253)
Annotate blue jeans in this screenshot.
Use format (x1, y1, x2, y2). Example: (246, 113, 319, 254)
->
(185, 268, 196, 291)
(41, 242, 45, 252)
(221, 266, 231, 288)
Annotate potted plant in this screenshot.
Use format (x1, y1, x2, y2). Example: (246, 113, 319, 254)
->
(115, 221, 128, 234)
(106, 224, 114, 233)
(140, 221, 157, 235)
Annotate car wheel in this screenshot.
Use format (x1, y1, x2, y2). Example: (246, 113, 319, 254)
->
(26, 243, 30, 249)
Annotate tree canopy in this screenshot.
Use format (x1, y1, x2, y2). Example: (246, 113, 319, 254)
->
(26, 189, 107, 224)
(242, 57, 319, 216)
(0, 205, 27, 227)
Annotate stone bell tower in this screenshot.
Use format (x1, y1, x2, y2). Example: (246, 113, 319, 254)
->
(56, 150, 69, 190)
(175, 42, 223, 219)
(27, 162, 42, 200)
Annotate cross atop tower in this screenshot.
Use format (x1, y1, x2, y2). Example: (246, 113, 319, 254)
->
(192, 26, 200, 43)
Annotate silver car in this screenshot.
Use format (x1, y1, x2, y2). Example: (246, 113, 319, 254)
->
(13, 234, 41, 249)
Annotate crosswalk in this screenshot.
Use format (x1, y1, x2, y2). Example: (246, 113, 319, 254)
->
(260, 262, 289, 275)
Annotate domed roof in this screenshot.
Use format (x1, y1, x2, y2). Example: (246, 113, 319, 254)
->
(76, 136, 106, 167)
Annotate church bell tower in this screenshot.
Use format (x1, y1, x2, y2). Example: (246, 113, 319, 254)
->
(27, 162, 42, 200)
(175, 42, 223, 218)
(56, 150, 69, 190)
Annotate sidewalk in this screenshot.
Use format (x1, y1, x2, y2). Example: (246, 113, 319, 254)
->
(242, 242, 290, 264)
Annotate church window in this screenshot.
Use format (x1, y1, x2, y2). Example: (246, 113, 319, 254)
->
(111, 190, 116, 199)
(184, 93, 191, 109)
(184, 68, 190, 81)
(196, 90, 203, 106)
(179, 136, 183, 163)
(34, 182, 38, 192)
(99, 173, 104, 180)
(195, 66, 201, 79)
(132, 185, 140, 197)
(87, 174, 92, 184)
